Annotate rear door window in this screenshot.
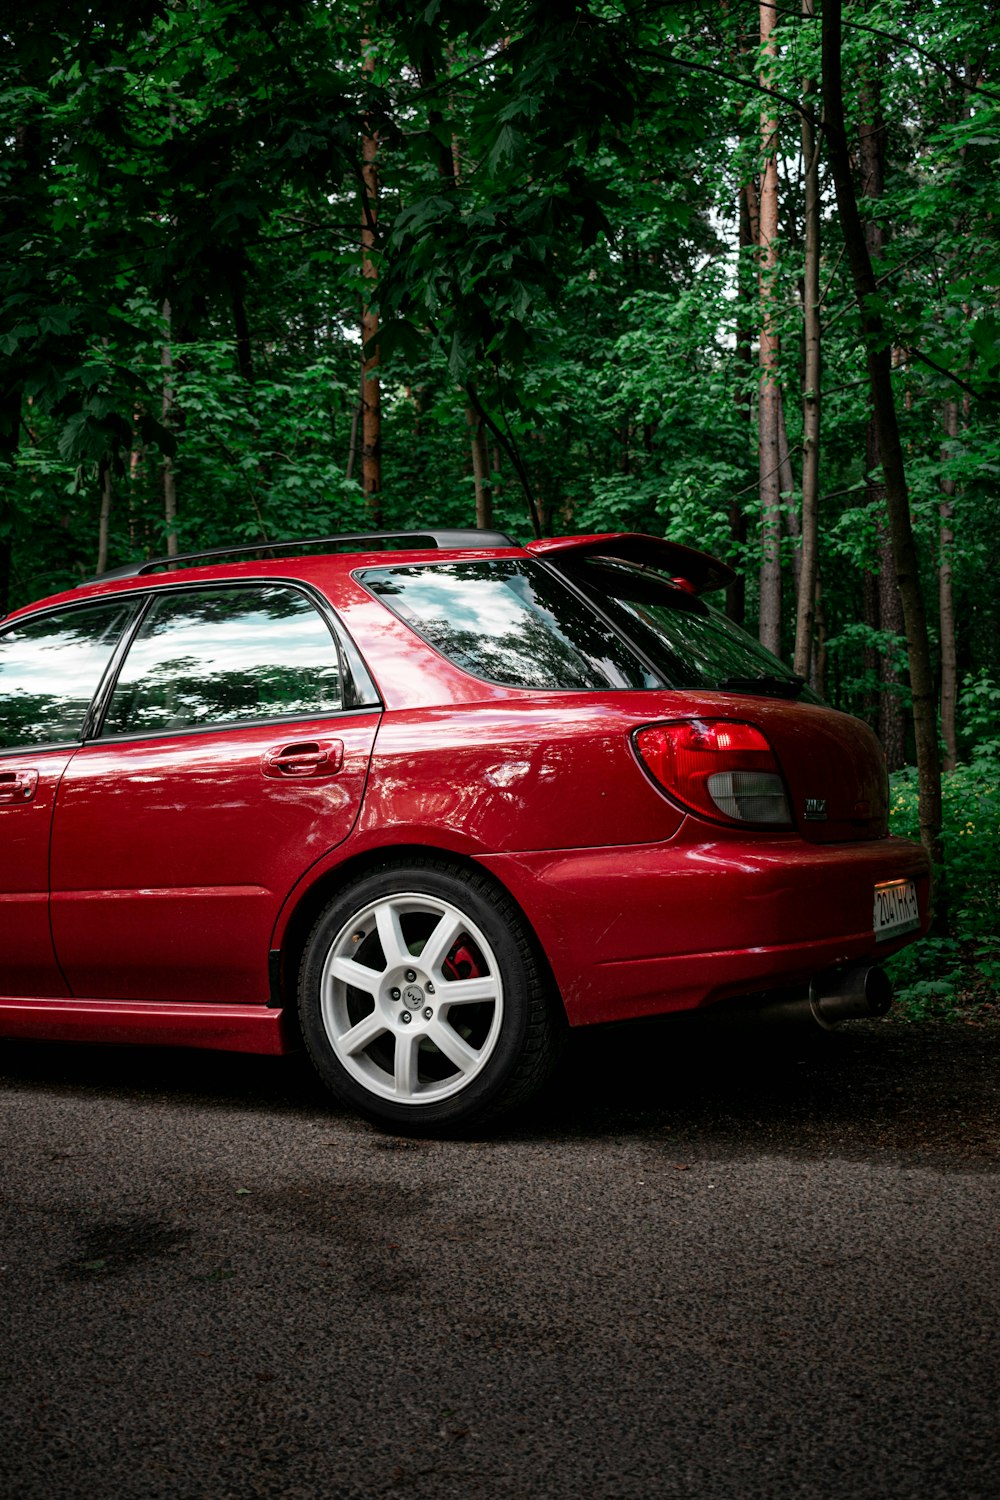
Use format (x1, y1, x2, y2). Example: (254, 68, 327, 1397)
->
(100, 584, 344, 736)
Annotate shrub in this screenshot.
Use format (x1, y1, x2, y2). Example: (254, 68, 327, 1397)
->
(885, 677, 1000, 1020)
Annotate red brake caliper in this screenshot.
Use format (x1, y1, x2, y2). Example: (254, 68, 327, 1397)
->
(442, 941, 481, 981)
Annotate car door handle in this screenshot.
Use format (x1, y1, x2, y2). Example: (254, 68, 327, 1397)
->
(0, 769, 39, 804)
(261, 740, 344, 779)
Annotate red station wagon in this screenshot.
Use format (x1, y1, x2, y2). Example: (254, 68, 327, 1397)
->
(0, 530, 930, 1130)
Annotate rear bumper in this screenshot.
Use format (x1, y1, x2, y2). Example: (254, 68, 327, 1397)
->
(478, 830, 931, 1027)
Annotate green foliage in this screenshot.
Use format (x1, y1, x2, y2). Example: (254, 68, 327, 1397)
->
(886, 675, 1000, 1018)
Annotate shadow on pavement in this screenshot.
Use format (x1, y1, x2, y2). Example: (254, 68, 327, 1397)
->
(1, 1011, 997, 1168)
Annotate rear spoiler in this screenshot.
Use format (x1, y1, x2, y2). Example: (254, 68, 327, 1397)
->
(525, 533, 735, 595)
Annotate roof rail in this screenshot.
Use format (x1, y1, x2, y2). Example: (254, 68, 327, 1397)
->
(84, 529, 521, 585)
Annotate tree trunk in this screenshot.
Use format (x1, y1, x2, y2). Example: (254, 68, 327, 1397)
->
(345, 401, 362, 484)
(857, 52, 909, 767)
(466, 408, 492, 529)
(728, 8, 761, 627)
(822, 0, 942, 864)
(937, 62, 970, 776)
(860, 558, 879, 728)
(794, 6, 821, 680)
(161, 299, 178, 557)
(757, 0, 782, 657)
(97, 457, 113, 575)
(939, 399, 959, 771)
(812, 580, 828, 700)
(778, 391, 800, 596)
(728, 179, 756, 625)
(877, 520, 907, 769)
(361, 31, 381, 520)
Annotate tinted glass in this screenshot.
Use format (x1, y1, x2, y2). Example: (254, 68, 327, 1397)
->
(0, 600, 137, 750)
(566, 558, 822, 700)
(362, 560, 656, 691)
(102, 585, 342, 736)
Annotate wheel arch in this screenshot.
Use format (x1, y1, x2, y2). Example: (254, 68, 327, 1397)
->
(271, 843, 565, 1035)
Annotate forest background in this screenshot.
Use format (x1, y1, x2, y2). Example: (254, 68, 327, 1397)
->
(2, 0, 998, 1016)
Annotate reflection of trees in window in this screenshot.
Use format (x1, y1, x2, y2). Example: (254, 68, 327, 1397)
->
(103, 585, 342, 735)
(0, 600, 136, 748)
(567, 558, 819, 697)
(0, 691, 68, 746)
(363, 562, 651, 691)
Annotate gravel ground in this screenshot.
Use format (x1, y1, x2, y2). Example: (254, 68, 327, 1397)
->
(1, 1015, 998, 1500)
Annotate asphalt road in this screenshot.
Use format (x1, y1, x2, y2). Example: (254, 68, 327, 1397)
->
(2, 1015, 998, 1500)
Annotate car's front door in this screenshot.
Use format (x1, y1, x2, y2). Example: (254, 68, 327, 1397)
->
(0, 597, 142, 998)
(49, 581, 380, 1003)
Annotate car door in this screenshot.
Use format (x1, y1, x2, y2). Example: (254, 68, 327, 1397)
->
(0, 597, 141, 997)
(49, 580, 380, 1004)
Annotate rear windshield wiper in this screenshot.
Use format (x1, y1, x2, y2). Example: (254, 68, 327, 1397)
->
(718, 673, 807, 700)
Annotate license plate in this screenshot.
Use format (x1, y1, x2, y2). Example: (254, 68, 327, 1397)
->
(873, 879, 921, 940)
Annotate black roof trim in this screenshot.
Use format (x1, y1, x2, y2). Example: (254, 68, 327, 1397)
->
(83, 529, 521, 585)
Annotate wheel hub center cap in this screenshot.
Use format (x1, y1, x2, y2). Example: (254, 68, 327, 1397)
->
(403, 985, 424, 1007)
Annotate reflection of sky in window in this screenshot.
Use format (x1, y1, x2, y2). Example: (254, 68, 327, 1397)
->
(106, 588, 342, 732)
(367, 565, 648, 690)
(0, 605, 131, 711)
(379, 571, 527, 640)
(119, 609, 337, 683)
(0, 634, 111, 701)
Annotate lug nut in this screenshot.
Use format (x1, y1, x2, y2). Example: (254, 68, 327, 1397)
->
(390, 987, 401, 1001)
(400, 1011, 412, 1024)
(425, 981, 435, 994)
(423, 1007, 433, 1020)
(404, 969, 417, 983)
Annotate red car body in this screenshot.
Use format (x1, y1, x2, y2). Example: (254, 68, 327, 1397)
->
(0, 531, 930, 1129)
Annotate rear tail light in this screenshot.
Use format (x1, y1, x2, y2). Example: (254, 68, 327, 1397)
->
(633, 719, 792, 828)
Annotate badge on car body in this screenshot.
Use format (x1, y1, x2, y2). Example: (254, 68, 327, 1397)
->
(804, 798, 827, 820)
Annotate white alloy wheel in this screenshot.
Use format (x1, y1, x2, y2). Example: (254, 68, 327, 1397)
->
(318, 890, 505, 1105)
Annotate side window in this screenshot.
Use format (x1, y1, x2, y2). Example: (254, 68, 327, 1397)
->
(0, 600, 138, 750)
(361, 560, 654, 690)
(101, 585, 343, 736)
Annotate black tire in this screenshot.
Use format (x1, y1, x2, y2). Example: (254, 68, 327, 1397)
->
(297, 859, 562, 1132)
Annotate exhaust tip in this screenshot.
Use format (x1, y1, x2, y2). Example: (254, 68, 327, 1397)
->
(863, 965, 893, 1017)
(811, 964, 893, 1024)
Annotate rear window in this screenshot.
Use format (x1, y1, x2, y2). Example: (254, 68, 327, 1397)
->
(360, 560, 657, 690)
(361, 554, 819, 700)
(563, 557, 822, 701)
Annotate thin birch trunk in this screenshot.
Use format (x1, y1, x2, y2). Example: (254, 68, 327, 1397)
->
(730, 179, 755, 625)
(466, 408, 492, 529)
(794, 7, 821, 679)
(757, 1, 782, 656)
(361, 30, 381, 520)
(777, 392, 800, 596)
(812, 580, 828, 699)
(161, 299, 178, 557)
